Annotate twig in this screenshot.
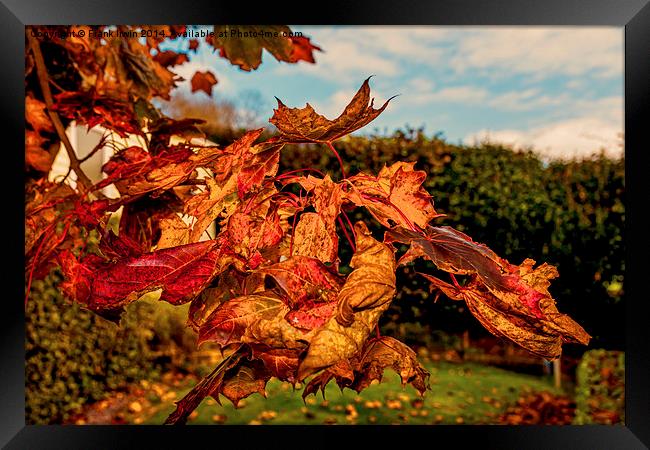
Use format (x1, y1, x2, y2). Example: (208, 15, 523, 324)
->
(26, 30, 93, 191)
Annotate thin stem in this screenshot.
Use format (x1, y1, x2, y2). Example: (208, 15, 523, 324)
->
(325, 141, 346, 179)
(26, 30, 93, 191)
(337, 216, 356, 252)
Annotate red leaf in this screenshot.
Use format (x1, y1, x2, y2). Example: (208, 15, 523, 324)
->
(289, 36, 322, 63)
(256, 256, 343, 308)
(153, 50, 189, 67)
(191, 71, 218, 96)
(61, 238, 236, 311)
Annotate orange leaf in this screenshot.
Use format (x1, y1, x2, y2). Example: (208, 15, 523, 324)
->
(269, 77, 394, 144)
(191, 70, 218, 96)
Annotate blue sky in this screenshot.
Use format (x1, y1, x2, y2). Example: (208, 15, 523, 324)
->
(162, 26, 623, 160)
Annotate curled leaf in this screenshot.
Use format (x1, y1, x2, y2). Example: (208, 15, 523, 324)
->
(269, 77, 394, 144)
(421, 260, 590, 360)
(297, 221, 396, 380)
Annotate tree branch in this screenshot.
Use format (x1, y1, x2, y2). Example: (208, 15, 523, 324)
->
(26, 30, 93, 191)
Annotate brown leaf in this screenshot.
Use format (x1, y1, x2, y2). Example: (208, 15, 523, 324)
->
(191, 70, 218, 96)
(25, 131, 54, 172)
(351, 337, 429, 395)
(156, 214, 190, 249)
(165, 347, 245, 425)
(292, 213, 338, 263)
(219, 359, 271, 407)
(212, 25, 294, 71)
(269, 77, 394, 144)
(421, 261, 590, 360)
(25, 95, 54, 133)
(153, 50, 189, 67)
(250, 344, 301, 383)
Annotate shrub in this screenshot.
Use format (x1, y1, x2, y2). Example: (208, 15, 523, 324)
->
(573, 349, 625, 424)
(25, 270, 197, 424)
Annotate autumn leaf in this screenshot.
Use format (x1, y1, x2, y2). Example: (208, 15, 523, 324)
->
(346, 162, 438, 229)
(59, 238, 237, 312)
(25, 131, 54, 172)
(25, 95, 54, 133)
(165, 347, 245, 425)
(250, 344, 301, 383)
(256, 255, 343, 308)
(219, 359, 270, 407)
(212, 25, 296, 71)
(420, 260, 591, 360)
(269, 77, 394, 144)
(386, 225, 511, 292)
(190, 71, 218, 96)
(153, 50, 189, 67)
(289, 36, 322, 63)
(351, 337, 429, 395)
(297, 221, 396, 380)
(198, 292, 287, 347)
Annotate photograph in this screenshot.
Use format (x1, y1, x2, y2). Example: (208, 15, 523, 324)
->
(23, 24, 626, 428)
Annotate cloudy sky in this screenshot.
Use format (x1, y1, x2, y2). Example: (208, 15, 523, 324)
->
(165, 26, 623, 160)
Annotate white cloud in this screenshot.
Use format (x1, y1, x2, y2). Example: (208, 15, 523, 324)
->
(465, 116, 623, 160)
(449, 27, 623, 79)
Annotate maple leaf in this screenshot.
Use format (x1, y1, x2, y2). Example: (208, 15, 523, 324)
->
(25, 131, 54, 172)
(269, 77, 394, 144)
(153, 50, 189, 67)
(345, 161, 438, 229)
(59, 238, 237, 312)
(212, 25, 300, 71)
(250, 344, 301, 383)
(386, 225, 512, 292)
(198, 292, 287, 347)
(420, 260, 591, 360)
(351, 337, 429, 395)
(25, 95, 54, 133)
(302, 337, 429, 398)
(52, 91, 143, 138)
(190, 71, 218, 96)
(256, 255, 343, 308)
(297, 221, 396, 380)
(288, 36, 322, 63)
(290, 175, 343, 263)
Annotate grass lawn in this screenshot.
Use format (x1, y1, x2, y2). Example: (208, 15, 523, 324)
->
(142, 360, 561, 425)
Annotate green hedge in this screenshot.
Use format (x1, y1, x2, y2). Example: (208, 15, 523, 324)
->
(573, 349, 625, 424)
(25, 270, 197, 424)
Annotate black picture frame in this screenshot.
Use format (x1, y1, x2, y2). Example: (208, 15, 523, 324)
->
(2, 1, 648, 448)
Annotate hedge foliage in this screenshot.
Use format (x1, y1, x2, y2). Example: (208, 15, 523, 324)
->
(279, 128, 625, 351)
(573, 349, 625, 424)
(25, 270, 197, 424)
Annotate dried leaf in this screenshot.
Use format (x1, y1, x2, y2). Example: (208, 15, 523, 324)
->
(190, 71, 218, 96)
(256, 255, 343, 308)
(269, 77, 393, 144)
(60, 238, 236, 311)
(212, 25, 294, 71)
(297, 221, 396, 380)
(25, 95, 54, 133)
(421, 260, 590, 360)
(351, 337, 429, 395)
(198, 292, 286, 347)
